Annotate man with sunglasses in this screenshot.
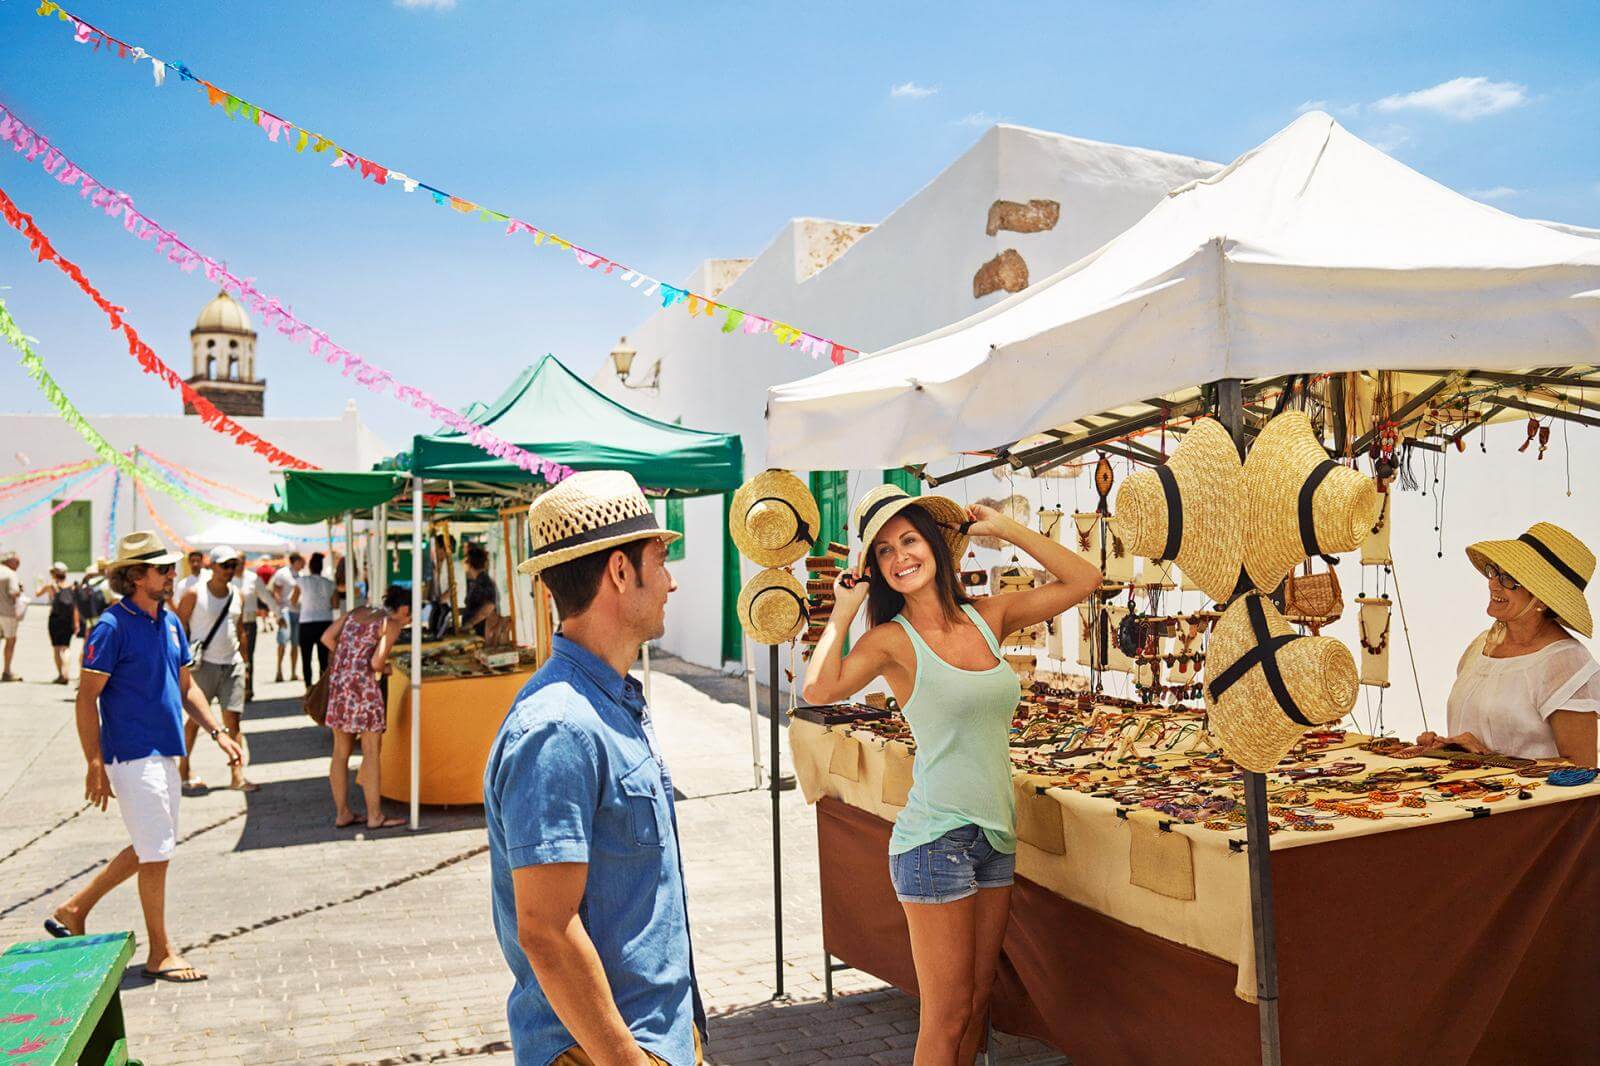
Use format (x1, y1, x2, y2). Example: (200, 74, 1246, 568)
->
(48, 531, 243, 982)
(176, 545, 259, 792)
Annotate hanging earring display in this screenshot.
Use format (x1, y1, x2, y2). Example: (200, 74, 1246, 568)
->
(1357, 595, 1392, 688)
(1071, 511, 1100, 556)
(1037, 507, 1064, 542)
(1360, 488, 1393, 566)
(1102, 515, 1137, 584)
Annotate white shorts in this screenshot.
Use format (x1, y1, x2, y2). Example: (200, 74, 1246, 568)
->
(106, 755, 181, 863)
(0, 615, 15, 640)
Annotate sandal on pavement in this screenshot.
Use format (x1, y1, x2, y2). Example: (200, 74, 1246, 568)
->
(43, 917, 74, 939)
(143, 965, 207, 983)
(1, 674, 21, 682)
(181, 776, 207, 793)
(334, 813, 361, 828)
(365, 815, 407, 831)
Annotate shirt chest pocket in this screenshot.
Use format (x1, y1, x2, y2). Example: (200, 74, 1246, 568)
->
(618, 757, 666, 848)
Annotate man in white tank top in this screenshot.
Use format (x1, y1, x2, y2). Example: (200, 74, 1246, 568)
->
(176, 546, 259, 792)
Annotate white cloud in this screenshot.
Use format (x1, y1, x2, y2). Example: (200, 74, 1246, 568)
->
(890, 81, 938, 99)
(1295, 99, 1329, 115)
(1371, 76, 1528, 121)
(1467, 185, 1521, 201)
(955, 111, 1008, 127)
(1366, 124, 1414, 153)
(395, 0, 456, 8)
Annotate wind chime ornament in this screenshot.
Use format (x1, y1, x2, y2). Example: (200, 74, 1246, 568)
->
(1360, 488, 1393, 566)
(1037, 507, 1064, 542)
(1094, 453, 1115, 514)
(1356, 595, 1392, 688)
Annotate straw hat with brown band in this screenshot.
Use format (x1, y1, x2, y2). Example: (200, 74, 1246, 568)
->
(106, 530, 183, 571)
(1204, 592, 1360, 773)
(729, 470, 821, 568)
(851, 485, 970, 571)
(1465, 522, 1595, 638)
(738, 568, 810, 645)
(1112, 417, 1244, 604)
(516, 470, 680, 578)
(1241, 411, 1378, 594)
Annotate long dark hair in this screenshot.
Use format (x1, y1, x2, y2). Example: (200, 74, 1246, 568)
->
(865, 503, 969, 627)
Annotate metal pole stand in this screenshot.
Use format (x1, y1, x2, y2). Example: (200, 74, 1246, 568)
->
(1244, 770, 1282, 1065)
(768, 644, 787, 1001)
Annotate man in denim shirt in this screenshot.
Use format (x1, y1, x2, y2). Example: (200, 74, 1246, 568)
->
(485, 472, 705, 1066)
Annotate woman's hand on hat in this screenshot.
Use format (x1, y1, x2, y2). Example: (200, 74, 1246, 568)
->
(832, 567, 870, 617)
(964, 503, 1016, 543)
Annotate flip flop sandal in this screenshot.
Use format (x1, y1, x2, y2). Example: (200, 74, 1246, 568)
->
(143, 966, 207, 983)
(43, 917, 73, 939)
(334, 815, 361, 828)
(365, 816, 407, 831)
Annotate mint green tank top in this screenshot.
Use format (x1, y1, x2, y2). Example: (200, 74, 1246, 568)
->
(886, 603, 1023, 856)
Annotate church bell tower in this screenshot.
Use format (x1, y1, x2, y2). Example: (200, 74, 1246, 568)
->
(184, 289, 265, 417)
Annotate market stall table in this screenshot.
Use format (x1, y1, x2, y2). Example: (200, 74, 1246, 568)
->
(792, 706, 1600, 1065)
(379, 639, 535, 806)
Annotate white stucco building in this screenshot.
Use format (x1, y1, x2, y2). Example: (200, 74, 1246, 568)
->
(0, 290, 390, 584)
(593, 123, 1224, 674)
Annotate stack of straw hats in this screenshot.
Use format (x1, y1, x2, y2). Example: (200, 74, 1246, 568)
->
(729, 470, 815, 645)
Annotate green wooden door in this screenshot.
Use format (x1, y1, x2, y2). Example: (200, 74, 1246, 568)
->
(663, 498, 686, 562)
(52, 499, 92, 572)
(809, 471, 849, 549)
(884, 468, 921, 496)
(720, 493, 742, 665)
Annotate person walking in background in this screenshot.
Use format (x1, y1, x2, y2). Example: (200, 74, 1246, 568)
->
(46, 530, 243, 983)
(0, 549, 23, 682)
(231, 555, 272, 703)
(270, 552, 304, 683)
(293, 552, 337, 688)
(321, 585, 411, 830)
(462, 543, 499, 638)
(38, 561, 79, 685)
(176, 546, 259, 793)
(171, 549, 206, 611)
(77, 558, 110, 640)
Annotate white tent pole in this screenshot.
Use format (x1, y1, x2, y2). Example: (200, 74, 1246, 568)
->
(343, 512, 356, 615)
(377, 503, 389, 601)
(409, 480, 423, 831)
(746, 641, 762, 788)
(641, 641, 653, 707)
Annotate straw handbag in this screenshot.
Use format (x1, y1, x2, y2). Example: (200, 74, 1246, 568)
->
(1283, 561, 1343, 633)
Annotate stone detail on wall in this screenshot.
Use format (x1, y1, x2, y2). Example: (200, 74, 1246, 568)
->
(184, 378, 266, 418)
(973, 249, 1029, 298)
(986, 199, 1060, 236)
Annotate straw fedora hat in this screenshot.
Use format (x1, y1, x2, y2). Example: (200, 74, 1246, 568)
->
(738, 568, 809, 645)
(851, 485, 969, 568)
(1241, 412, 1378, 593)
(1113, 417, 1244, 604)
(728, 470, 820, 568)
(1205, 593, 1359, 773)
(516, 470, 679, 578)
(106, 530, 183, 571)
(1466, 522, 1594, 638)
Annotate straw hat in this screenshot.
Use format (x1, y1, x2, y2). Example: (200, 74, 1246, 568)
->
(851, 485, 969, 567)
(728, 470, 820, 568)
(106, 530, 183, 571)
(1241, 412, 1378, 593)
(1112, 417, 1244, 604)
(516, 471, 679, 578)
(1466, 522, 1594, 638)
(50, 561, 68, 575)
(1205, 593, 1358, 773)
(738, 568, 809, 645)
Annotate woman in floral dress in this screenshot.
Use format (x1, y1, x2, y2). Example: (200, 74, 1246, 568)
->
(321, 585, 411, 829)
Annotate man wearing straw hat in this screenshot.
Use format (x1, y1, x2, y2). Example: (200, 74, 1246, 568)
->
(484, 471, 705, 1066)
(44, 531, 243, 983)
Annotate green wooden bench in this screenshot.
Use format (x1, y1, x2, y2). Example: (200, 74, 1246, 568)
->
(0, 931, 138, 1065)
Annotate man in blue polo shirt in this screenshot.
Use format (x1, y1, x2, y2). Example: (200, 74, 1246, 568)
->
(485, 472, 705, 1066)
(45, 531, 242, 983)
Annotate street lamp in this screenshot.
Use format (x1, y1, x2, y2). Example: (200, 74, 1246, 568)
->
(609, 336, 658, 390)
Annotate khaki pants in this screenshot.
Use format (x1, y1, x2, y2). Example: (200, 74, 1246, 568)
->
(552, 1027, 703, 1066)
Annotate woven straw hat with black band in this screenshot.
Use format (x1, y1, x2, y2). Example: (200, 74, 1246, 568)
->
(1466, 522, 1595, 638)
(851, 485, 969, 569)
(517, 471, 680, 578)
(1113, 417, 1244, 604)
(1242, 411, 1378, 593)
(1205, 592, 1359, 773)
(107, 530, 183, 571)
(729, 470, 820, 568)
(738, 568, 809, 645)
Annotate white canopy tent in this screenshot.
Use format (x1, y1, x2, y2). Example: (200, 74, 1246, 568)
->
(186, 517, 293, 555)
(766, 111, 1600, 472)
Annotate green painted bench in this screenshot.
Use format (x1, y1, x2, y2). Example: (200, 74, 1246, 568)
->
(0, 931, 138, 1065)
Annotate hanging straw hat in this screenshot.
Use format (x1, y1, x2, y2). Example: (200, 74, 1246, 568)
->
(1466, 522, 1594, 638)
(738, 568, 809, 645)
(728, 470, 820, 568)
(106, 530, 183, 571)
(516, 470, 679, 578)
(851, 484, 969, 567)
(1241, 411, 1378, 593)
(1205, 593, 1359, 773)
(1113, 417, 1245, 604)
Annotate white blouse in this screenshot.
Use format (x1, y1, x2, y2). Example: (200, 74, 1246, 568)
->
(1445, 629, 1600, 759)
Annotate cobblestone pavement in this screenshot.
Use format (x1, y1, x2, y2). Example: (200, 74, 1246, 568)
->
(0, 613, 1065, 1064)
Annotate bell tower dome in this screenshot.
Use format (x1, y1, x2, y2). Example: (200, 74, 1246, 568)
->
(184, 289, 265, 417)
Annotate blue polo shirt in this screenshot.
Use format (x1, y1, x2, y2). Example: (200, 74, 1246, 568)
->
(484, 635, 705, 1066)
(81, 598, 191, 764)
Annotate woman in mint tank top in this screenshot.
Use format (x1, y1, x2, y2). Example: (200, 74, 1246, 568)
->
(802, 485, 1102, 1065)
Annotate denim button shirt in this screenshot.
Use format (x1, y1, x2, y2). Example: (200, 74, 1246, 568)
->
(484, 636, 705, 1066)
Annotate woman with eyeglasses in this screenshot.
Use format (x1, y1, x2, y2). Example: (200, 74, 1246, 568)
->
(1415, 523, 1598, 767)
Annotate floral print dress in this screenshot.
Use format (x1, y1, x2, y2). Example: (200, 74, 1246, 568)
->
(324, 613, 388, 734)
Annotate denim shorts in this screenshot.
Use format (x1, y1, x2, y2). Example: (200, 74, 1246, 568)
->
(888, 824, 1015, 905)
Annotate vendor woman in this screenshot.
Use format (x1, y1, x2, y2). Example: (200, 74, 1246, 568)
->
(1418, 522, 1598, 767)
(802, 486, 1101, 1065)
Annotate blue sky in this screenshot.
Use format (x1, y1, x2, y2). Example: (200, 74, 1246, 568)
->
(2, 0, 1597, 454)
